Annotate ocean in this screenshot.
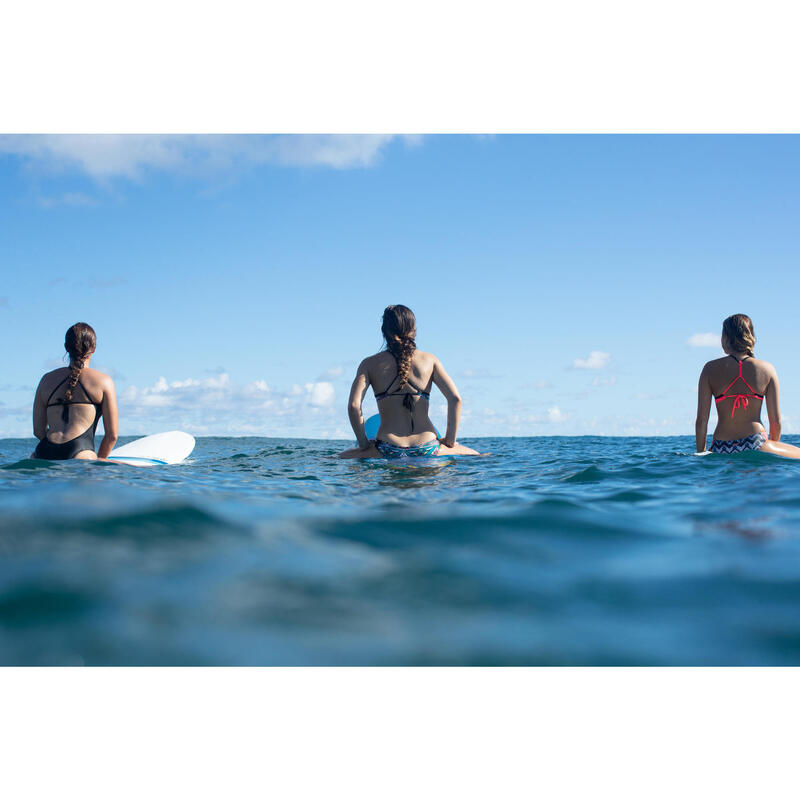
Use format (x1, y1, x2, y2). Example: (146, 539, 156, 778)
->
(2, 435, 800, 666)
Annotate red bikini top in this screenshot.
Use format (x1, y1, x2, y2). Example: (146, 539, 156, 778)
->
(714, 356, 764, 418)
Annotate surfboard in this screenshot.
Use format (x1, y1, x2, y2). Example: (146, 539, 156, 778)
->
(364, 414, 440, 440)
(107, 431, 195, 466)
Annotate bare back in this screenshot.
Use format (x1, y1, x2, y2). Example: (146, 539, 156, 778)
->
(36, 366, 106, 444)
(702, 355, 774, 441)
(367, 349, 438, 445)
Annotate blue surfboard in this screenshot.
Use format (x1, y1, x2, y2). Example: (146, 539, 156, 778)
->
(364, 414, 440, 440)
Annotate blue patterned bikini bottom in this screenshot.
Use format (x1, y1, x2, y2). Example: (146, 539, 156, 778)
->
(375, 438, 441, 459)
(709, 432, 767, 454)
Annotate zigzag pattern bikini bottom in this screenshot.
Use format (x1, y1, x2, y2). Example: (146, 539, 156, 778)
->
(709, 432, 767, 454)
(375, 438, 441, 459)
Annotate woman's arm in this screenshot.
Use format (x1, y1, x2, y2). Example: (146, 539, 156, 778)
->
(32, 378, 47, 440)
(98, 377, 119, 459)
(432, 358, 462, 448)
(764, 366, 781, 442)
(347, 360, 371, 450)
(695, 364, 712, 453)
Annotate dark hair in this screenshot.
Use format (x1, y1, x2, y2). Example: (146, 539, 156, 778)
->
(722, 314, 755, 356)
(381, 305, 417, 390)
(63, 322, 96, 410)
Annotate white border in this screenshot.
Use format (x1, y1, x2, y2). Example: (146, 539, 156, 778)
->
(2, 1, 800, 132)
(1, 668, 798, 799)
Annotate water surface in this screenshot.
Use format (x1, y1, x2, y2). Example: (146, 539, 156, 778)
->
(2, 435, 799, 665)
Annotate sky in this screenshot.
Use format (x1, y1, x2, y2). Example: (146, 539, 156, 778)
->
(1, 134, 799, 439)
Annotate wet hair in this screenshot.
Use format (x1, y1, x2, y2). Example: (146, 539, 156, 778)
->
(381, 305, 417, 390)
(62, 323, 96, 416)
(722, 314, 755, 356)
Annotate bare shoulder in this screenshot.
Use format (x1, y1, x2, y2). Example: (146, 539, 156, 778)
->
(700, 357, 730, 379)
(43, 366, 68, 380)
(82, 366, 114, 393)
(752, 357, 777, 378)
(414, 349, 438, 366)
(703, 356, 729, 370)
(38, 367, 67, 390)
(362, 351, 392, 370)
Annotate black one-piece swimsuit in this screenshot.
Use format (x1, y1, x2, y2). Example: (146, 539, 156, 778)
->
(33, 377, 102, 460)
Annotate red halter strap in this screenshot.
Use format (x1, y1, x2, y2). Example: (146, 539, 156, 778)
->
(714, 358, 763, 418)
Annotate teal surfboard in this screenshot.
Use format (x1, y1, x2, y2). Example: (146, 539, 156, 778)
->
(364, 414, 440, 440)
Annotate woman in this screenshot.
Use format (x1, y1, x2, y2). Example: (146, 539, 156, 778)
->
(339, 305, 479, 458)
(696, 314, 800, 458)
(32, 322, 119, 460)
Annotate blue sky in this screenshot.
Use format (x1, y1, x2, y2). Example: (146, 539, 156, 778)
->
(2, 134, 799, 439)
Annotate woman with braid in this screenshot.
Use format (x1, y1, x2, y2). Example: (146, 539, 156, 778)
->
(339, 305, 478, 458)
(696, 313, 800, 458)
(31, 322, 119, 460)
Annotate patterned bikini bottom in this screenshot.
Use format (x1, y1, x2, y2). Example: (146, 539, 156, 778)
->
(709, 432, 767, 454)
(375, 438, 441, 459)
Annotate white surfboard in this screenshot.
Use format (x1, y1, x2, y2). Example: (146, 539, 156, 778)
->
(108, 431, 195, 466)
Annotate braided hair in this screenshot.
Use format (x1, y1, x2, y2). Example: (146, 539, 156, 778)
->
(722, 314, 755, 357)
(61, 322, 96, 421)
(381, 304, 417, 413)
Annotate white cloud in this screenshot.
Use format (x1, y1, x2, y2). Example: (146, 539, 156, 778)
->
(546, 406, 565, 423)
(244, 380, 270, 394)
(117, 371, 338, 436)
(687, 332, 719, 348)
(591, 375, 617, 387)
(0, 134, 405, 180)
(305, 382, 335, 407)
(573, 351, 610, 370)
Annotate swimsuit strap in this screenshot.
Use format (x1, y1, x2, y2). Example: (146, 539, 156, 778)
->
(45, 376, 101, 423)
(76, 379, 101, 406)
(374, 356, 430, 400)
(374, 356, 431, 433)
(45, 376, 98, 405)
(45, 376, 70, 406)
(714, 356, 764, 418)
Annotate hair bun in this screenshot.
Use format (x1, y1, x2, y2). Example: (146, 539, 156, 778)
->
(722, 314, 755, 356)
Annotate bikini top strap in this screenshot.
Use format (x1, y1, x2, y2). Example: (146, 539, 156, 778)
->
(375, 370, 400, 399)
(375, 352, 430, 399)
(405, 377, 429, 396)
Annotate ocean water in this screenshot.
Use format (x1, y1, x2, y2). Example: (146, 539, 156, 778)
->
(2, 435, 800, 666)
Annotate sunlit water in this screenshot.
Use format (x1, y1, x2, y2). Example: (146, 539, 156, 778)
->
(2, 435, 800, 665)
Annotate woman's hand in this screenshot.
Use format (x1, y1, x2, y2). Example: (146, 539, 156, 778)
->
(439, 436, 456, 448)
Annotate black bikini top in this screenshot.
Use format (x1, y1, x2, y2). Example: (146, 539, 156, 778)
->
(373, 358, 431, 433)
